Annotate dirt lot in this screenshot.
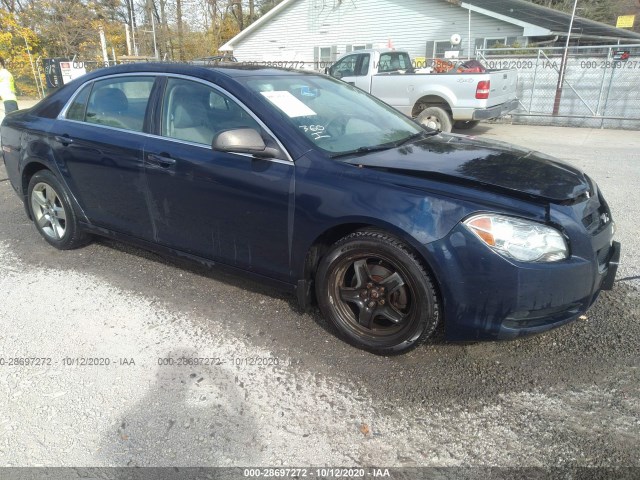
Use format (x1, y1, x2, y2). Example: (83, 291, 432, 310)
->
(0, 122, 638, 468)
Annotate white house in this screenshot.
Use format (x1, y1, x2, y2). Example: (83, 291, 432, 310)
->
(221, 0, 640, 64)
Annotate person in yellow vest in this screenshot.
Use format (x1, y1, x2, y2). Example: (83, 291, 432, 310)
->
(0, 57, 18, 114)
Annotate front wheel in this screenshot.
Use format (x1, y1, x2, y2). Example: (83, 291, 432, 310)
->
(315, 230, 440, 354)
(27, 169, 90, 250)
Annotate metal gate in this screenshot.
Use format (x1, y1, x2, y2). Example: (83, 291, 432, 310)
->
(476, 44, 640, 130)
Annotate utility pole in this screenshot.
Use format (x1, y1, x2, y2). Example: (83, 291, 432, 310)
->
(129, 0, 138, 56)
(151, 7, 159, 60)
(552, 0, 578, 115)
(99, 26, 109, 66)
(176, 0, 184, 60)
(147, 0, 159, 60)
(125, 23, 132, 56)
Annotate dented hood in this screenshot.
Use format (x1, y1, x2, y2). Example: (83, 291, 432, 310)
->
(343, 133, 591, 202)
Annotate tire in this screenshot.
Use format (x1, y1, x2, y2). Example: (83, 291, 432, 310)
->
(454, 120, 480, 130)
(315, 230, 440, 354)
(416, 106, 453, 133)
(27, 169, 90, 250)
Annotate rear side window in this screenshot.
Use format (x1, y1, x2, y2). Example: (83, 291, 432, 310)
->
(84, 76, 155, 132)
(66, 84, 91, 121)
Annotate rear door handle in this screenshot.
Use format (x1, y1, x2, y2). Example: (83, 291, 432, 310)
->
(147, 153, 176, 168)
(54, 135, 73, 146)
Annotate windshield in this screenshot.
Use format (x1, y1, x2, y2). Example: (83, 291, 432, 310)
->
(237, 74, 425, 155)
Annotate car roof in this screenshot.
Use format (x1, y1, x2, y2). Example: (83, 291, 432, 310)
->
(29, 62, 326, 120)
(83, 62, 316, 80)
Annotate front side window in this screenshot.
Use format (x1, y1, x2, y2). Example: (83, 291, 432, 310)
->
(85, 76, 154, 132)
(240, 75, 423, 155)
(330, 55, 358, 78)
(161, 78, 260, 146)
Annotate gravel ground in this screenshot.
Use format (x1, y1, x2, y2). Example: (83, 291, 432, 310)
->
(0, 121, 638, 468)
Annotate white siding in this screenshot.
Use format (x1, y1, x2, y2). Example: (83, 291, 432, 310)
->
(229, 0, 524, 65)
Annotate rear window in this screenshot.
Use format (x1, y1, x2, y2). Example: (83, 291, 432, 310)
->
(378, 52, 411, 72)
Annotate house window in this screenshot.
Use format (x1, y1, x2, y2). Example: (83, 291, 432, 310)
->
(353, 45, 366, 51)
(433, 40, 452, 58)
(484, 37, 508, 49)
(319, 47, 332, 62)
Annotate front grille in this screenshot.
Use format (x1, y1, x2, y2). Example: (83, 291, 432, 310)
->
(581, 211, 599, 232)
(504, 303, 582, 329)
(581, 181, 611, 235)
(597, 245, 612, 270)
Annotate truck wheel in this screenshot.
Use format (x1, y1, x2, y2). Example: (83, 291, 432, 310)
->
(454, 120, 480, 130)
(416, 107, 453, 133)
(315, 230, 440, 354)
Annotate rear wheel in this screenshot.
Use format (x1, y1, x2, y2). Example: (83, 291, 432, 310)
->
(316, 230, 440, 354)
(416, 106, 453, 133)
(454, 120, 480, 130)
(27, 170, 90, 250)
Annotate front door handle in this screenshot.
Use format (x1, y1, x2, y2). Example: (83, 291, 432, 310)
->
(54, 135, 73, 146)
(147, 153, 176, 168)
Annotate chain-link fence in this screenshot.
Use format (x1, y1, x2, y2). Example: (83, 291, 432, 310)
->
(30, 47, 640, 131)
(31, 58, 160, 98)
(477, 44, 640, 130)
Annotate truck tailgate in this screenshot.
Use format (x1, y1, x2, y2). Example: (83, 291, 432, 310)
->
(486, 69, 517, 107)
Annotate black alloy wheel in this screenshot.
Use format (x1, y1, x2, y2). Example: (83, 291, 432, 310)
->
(316, 230, 440, 354)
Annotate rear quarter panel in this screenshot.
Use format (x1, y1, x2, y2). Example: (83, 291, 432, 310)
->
(485, 69, 518, 106)
(1, 121, 23, 193)
(1, 113, 57, 196)
(370, 70, 518, 117)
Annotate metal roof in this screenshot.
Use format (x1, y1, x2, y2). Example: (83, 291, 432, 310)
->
(461, 0, 640, 40)
(221, 0, 640, 51)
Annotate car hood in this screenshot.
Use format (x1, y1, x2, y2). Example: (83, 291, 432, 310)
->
(343, 132, 590, 202)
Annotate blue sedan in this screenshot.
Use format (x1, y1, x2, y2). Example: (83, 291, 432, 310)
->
(0, 63, 619, 353)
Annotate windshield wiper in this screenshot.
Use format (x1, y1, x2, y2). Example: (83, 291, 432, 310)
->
(330, 131, 438, 159)
(393, 130, 438, 147)
(330, 144, 396, 159)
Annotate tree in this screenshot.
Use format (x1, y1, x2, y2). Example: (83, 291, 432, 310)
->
(528, 0, 636, 26)
(0, 8, 41, 96)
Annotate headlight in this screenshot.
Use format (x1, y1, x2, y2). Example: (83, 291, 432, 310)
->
(463, 214, 568, 262)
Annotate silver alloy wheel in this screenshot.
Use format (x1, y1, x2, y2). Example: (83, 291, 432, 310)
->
(31, 182, 67, 240)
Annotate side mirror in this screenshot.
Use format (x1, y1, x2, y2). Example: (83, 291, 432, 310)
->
(212, 128, 278, 159)
(333, 70, 343, 79)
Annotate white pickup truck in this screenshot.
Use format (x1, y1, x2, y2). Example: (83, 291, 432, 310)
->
(327, 49, 518, 132)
